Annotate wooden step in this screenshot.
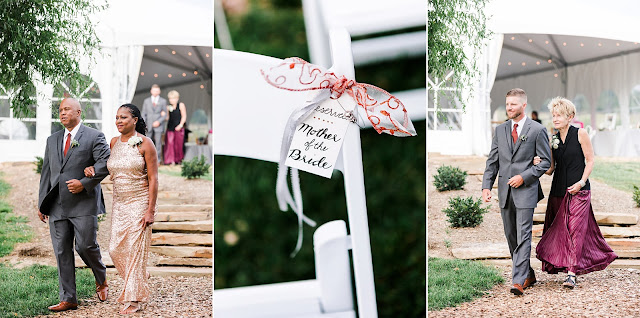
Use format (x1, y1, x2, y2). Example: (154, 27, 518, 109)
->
(158, 204, 212, 213)
(75, 252, 113, 268)
(150, 246, 212, 258)
(451, 243, 511, 260)
(152, 220, 211, 233)
(106, 266, 212, 277)
(157, 257, 212, 267)
(152, 233, 212, 246)
(533, 213, 638, 226)
(155, 211, 211, 222)
(534, 224, 640, 238)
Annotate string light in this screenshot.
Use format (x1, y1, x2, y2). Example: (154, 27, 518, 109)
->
(511, 36, 515, 40)
(140, 72, 145, 76)
(554, 73, 558, 78)
(548, 59, 552, 63)
(536, 61, 540, 65)
(598, 43, 602, 47)
(172, 50, 176, 54)
(168, 74, 172, 78)
(205, 54, 210, 58)
(200, 84, 205, 89)
(562, 42, 567, 46)
(521, 62, 526, 66)
(528, 39, 533, 43)
(616, 43, 620, 46)
(154, 48, 159, 53)
(580, 43, 584, 47)
(508, 62, 512, 66)
(545, 40, 549, 44)
(193, 70, 198, 75)
(182, 73, 187, 77)
(154, 74, 158, 78)
(188, 52, 192, 56)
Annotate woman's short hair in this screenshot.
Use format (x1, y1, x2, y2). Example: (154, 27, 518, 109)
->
(167, 90, 180, 99)
(547, 97, 576, 118)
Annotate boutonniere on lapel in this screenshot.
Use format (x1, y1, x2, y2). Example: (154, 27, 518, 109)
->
(551, 135, 560, 149)
(70, 140, 80, 148)
(520, 135, 527, 142)
(127, 136, 143, 148)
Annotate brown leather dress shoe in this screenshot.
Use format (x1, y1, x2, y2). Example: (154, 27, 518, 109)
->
(510, 283, 524, 295)
(523, 272, 537, 289)
(48, 301, 78, 311)
(96, 280, 109, 302)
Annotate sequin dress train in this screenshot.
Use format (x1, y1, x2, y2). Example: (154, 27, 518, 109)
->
(107, 133, 155, 304)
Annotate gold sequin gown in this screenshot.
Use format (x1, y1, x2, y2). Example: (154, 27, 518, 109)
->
(107, 134, 156, 304)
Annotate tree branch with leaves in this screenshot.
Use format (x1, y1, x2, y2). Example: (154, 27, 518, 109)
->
(0, 0, 105, 118)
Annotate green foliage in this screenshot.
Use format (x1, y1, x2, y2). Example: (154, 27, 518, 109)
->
(0, 265, 94, 317)
(0, 0, 105, 117)
(633, 185, 640, 208)
(0, 178, 32, 257)
(428, 257, 503, 311)
(34, 156, 43, 174)
(443, 196, 488, 228)
(428, 0, 491, 108)
(433, 165, 467, 191)
(181, 155, 212, 179)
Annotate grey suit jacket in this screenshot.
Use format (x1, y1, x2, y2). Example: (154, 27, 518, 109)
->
(38, 125, 110, 217)
(142, 96, 168, 132)
(482, 118, 552, 209)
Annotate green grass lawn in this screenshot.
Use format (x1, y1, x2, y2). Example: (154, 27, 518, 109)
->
(591, 161, 640, 193)
(428, 257, 504, 311)
(0, 264, 95, 318)
(0, 176, 32, 257)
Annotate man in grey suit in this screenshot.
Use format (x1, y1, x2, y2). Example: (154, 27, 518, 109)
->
(142, 84, 167, 164)
(38, 98, 110, 311)
(482, 88, 551, 295)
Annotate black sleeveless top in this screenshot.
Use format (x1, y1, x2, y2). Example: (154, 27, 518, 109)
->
(167, 102, 183, 131)
(550, 125, 590, 197)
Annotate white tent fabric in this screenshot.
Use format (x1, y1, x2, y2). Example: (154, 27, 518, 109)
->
(429, 0, 640, 156)
(0, 0, 213, 162)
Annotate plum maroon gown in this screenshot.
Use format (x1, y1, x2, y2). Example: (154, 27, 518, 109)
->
(536, 125, 617, 275)
(107, 133, 156, 304)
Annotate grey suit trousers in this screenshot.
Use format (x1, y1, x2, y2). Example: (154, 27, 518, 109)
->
(49, 202, 106, 303)
(149, 128, 164, 164)
(501, 190, 534, 285)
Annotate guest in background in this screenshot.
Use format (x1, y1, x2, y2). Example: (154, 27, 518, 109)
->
(531, 111, 542, 124)
(141, 84, 167, 164)
(164, 90, 187, 165)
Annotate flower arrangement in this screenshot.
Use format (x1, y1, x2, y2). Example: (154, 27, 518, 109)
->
(551, 135, 560, 149)
(70, 140, 80, 148)
(520, 135, 527, 142)
(127, 136, 143, 147)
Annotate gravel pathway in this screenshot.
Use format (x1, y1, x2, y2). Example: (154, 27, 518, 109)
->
(429, 268, 640, 318)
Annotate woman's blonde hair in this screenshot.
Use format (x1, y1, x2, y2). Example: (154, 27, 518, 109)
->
(547, 97, 576, 118)
(167, 90, 180, 99)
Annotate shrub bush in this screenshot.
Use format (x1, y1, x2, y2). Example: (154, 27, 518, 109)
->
(443, 196, 488, 228)
(433, 165, 467, 191)
(181, 155, 211, 179)
(34, 156, 43, 174)
(633, 185, 640, 208)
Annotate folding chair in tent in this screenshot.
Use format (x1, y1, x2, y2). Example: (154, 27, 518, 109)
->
(302, 0, 426, 123)
(214, 28, 378, 318)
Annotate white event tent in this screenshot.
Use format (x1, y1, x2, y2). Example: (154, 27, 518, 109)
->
(428, 0, 640, 156)
(0, 0, 213, 162)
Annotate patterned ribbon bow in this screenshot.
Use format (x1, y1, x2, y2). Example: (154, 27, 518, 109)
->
(261, 57, 417, 256)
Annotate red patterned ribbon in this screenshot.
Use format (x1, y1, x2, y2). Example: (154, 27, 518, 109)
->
(261, 57, 417, 136)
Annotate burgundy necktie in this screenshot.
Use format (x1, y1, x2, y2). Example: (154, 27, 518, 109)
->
(64, 133, 71, 157)
(512, 123, 518, 144)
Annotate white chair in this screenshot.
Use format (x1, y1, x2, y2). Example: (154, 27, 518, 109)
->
(214, 29, 377, 318)
(302, 0, 426, 123)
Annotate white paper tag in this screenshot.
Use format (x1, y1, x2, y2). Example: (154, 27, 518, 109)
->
(285, 95, 356, 178)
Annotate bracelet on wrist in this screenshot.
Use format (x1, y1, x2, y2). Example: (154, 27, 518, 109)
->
(578, 180, 586, 187)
